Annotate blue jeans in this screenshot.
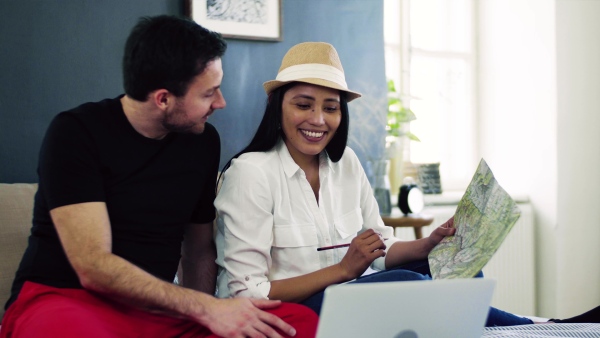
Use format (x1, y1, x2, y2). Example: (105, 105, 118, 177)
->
(300, 260, 533, 327)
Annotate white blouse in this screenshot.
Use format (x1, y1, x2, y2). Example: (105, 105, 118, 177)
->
(214, 140, 400, 299)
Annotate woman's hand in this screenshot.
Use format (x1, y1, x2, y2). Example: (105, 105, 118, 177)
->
(338, 229, 386, 279)
(427, 216, 456, 247)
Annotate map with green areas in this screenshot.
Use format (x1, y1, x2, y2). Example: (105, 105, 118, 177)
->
(428, 159, 521, 279)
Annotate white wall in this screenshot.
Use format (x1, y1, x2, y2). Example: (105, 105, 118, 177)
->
(555, 0, 600, 318)
(478, 0, 600, 318)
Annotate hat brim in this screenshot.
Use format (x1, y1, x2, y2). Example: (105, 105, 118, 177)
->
(263, 78, 362, 102)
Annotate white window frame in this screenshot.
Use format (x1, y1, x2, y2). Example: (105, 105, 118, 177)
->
(384, 0, 478, 192)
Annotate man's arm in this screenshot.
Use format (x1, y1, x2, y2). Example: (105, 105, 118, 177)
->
(180, 222, 217, 294)
(51, 202, 297, 338)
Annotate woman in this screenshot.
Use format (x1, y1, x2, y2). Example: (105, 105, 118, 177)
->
(214, 42, 536, 326)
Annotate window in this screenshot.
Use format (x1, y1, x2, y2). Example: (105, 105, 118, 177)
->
(384, 0, 477, 191)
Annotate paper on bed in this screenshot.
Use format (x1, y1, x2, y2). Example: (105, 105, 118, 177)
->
(428, 158, 521, 279)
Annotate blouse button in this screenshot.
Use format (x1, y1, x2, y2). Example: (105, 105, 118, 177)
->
(245, 276, 250, 281)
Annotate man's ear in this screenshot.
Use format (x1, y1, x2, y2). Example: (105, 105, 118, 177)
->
(151, 89, 171, 110)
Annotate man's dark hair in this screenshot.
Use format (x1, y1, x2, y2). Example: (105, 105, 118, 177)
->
(123, 15, 227, 101)
(221, 82, 349, 175)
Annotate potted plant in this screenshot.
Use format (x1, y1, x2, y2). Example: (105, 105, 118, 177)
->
(386, 79, 419, 196)
(386, 79, 418, 142)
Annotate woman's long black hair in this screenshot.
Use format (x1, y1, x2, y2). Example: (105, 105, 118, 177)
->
(219, 82, 350, 179)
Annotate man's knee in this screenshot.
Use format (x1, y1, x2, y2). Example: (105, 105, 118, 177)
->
(268, 303, 319, 337)
(279, 302, 319, 320)
(7, 294, 112, 338)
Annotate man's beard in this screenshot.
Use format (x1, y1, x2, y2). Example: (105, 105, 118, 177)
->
(162, 106, 206, 134)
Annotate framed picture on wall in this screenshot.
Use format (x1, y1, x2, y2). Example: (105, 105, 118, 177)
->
(186, 0, 282, 42)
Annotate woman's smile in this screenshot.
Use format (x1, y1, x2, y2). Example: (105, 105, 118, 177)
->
(300, 129, 326, 141)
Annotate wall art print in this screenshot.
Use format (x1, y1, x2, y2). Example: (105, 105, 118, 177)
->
(187, 0, 282, 41)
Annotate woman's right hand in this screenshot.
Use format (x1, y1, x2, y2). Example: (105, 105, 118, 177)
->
(338, 229, 387, 279)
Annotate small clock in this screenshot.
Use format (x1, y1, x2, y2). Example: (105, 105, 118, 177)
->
(398, 180, 424, 215)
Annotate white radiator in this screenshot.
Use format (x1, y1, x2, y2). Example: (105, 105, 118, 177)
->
(394, 202, 536, 316)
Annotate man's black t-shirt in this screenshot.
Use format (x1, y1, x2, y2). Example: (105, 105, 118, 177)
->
(6, 96, 220, 309)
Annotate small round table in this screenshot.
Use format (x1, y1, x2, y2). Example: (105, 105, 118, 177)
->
(381, 212, 434, 239)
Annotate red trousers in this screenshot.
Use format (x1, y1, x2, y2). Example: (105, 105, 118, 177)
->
(1, 282, 318, 338)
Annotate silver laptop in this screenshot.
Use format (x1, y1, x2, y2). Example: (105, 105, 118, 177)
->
(316, 278, 495, 338)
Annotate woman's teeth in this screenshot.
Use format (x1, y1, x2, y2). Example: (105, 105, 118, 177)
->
(302, 130, 324, 138)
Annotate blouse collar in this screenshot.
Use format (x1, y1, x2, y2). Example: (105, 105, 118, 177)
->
(275, 138, 336, 178)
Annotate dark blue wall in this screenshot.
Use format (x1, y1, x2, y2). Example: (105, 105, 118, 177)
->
(0, 0, 387, 183)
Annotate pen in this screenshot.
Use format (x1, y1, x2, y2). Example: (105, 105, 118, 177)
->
(316, 243, 351, 251)
(316, 239, 389, 251)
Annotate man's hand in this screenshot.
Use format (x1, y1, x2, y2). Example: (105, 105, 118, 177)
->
(339, 229, 386, 279)
(198, 297, 296, 338)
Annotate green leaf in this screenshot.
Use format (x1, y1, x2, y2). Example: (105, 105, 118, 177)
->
(386, 78, 418, 140)
(387, 78, 397, 93)
(406, 132, 420, 142)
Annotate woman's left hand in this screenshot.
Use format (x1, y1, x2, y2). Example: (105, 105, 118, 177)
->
(427, 216, 456, 247)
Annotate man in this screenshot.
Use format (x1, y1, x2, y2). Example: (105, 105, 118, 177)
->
(1, 15, 317, 338)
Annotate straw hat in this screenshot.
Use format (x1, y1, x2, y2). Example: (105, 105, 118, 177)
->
(263, 42, 362, 102)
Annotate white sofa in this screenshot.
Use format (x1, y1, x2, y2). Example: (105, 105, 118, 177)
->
(0, 183, 37, 321)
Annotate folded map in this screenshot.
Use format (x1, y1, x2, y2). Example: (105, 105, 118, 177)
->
(428, 159, 521, 279)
